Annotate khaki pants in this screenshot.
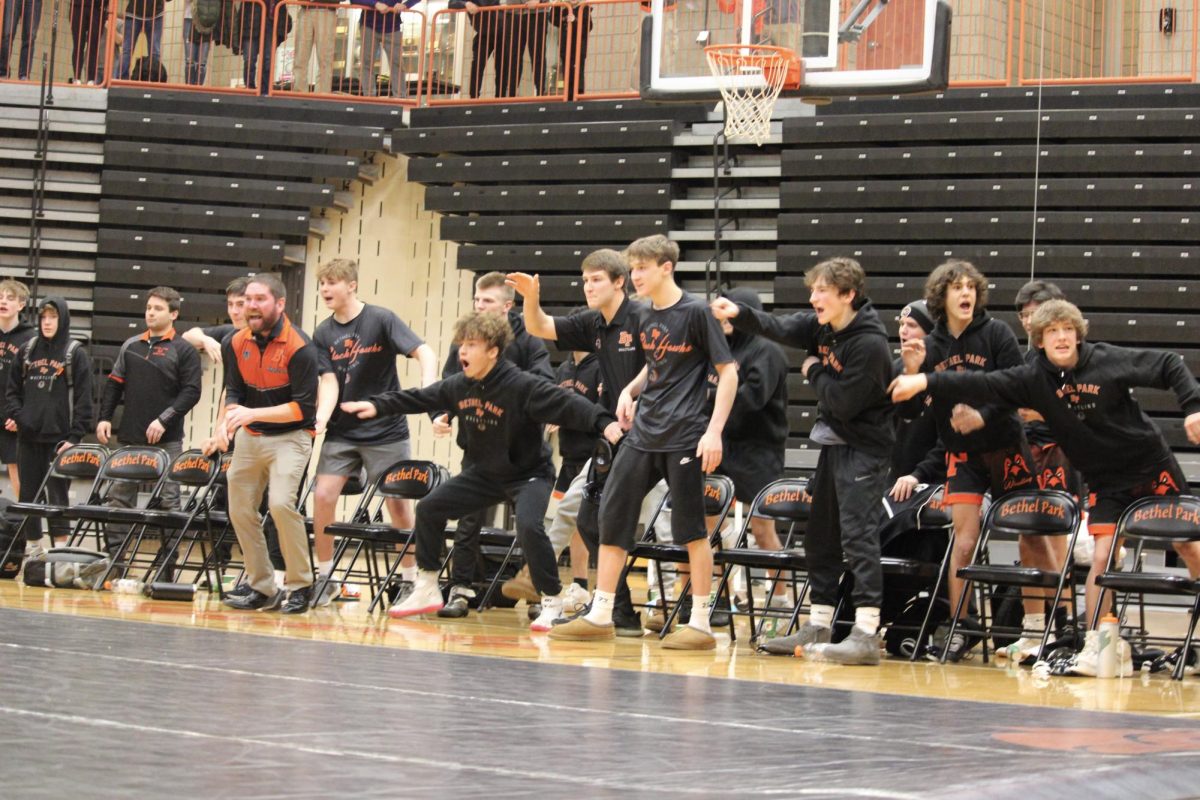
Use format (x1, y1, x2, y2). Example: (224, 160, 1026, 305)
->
(292, 6, 336, 93)
(228, 429, 313, 595)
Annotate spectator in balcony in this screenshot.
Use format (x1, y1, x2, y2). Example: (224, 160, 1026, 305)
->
(502, 0, 549, 96)
(450, 0, 511, 99)
(353, 0, 418, 97)
(1, 0, 43, 80)
(759, 0, 831, 59)
(551, 0, 589, 98)
(182, 0, 214, 86)
(242, 0, 292, 94)
(68, 0, 105, 84)
(292, 0, 339, 93)
(117, 0, 171, 80)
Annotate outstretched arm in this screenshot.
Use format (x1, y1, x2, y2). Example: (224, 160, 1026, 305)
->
(506, 272, 557, 340)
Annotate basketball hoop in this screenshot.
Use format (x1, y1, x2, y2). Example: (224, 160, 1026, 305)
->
(705, 44, 802, 146)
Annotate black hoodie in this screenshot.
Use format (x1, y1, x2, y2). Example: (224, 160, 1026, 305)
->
(442, 311, 553, 383)
(890, 356, 946, 483)
(900, 311, 1024, 455)
(5, 297, 93, 445)
(731, 299, 894, 457)
(369, 359, 615, 481)
(0, 317, 36, 405)
(926, 341, 1200, 491)
(722, 288, 788, 452)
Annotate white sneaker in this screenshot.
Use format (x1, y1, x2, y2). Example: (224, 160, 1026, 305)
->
(562, 583, 590, 615)
(387, 573, 443, 619)
(1068, 629, 1133, 677)
(24, 542, 47, 560)
(999, 637, 1043, 665)
(530, 595, 565, 632)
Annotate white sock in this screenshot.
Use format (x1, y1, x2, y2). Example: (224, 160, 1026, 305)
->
(540, 595, 563, 617)
(855, 606, 881, 637)
(401, 565, 418, 583)
(809, 604, 834, 629)
(318, 560, 334, 578)
(689, 594, 713, 633)
(274, 570, 286, 591)
(585, 590, 615, 625)
(1023, 613, 1045, 635)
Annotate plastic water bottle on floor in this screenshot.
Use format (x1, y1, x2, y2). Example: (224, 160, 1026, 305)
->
(1097, 614, 1120, 678)
(106, 578, 144, 595)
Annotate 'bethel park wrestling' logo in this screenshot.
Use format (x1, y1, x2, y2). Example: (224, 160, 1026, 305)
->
(459, 398, 505, 432)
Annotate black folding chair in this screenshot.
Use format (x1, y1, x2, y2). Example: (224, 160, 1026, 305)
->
(2, 444, 109, 567)
(712, 478, 811, 643)
(1095, 494, 1200, 681)
(319, 459, 448, 613)
(618, 474, 736, 639)
(56, 446, 172, 586)
(941, 489, 1081, 664)
(132, 450, 222, 586)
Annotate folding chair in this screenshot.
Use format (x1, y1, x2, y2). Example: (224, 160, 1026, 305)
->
(2, 444, 109, 568)
(712, 478, 811, 643)
(131, 450, 222, 586)
(57, 446, 172, 586)
(619, 473, 736, 639)
(940, 489, 1082, 663)
(318, 459, 448, 613)
(1095, 494, 1200, 681)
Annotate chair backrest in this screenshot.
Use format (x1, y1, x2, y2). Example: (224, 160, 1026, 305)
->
(984, 489, 1080, 538)
(101, 446, 171, 484)
(168, 449, 220, 488)
(751, 478, 811, 523)
(703, 473, 735, 518)
(49, 444, 108, 481)
(1118, 495, 1200, 543)
(376, 460, 448, 501)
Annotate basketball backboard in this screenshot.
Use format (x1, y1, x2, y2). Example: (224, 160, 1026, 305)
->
(640, 0, 951, 101)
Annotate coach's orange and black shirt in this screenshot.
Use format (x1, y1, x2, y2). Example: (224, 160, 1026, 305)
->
(222, 314, 318, 436)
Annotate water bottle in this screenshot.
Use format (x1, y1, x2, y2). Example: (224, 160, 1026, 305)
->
(106, 578, 145, 595)
(1097, 614, 1120, 678)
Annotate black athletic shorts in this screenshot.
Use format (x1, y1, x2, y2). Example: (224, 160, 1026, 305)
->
(0, 431, 16, 465)
(944, 443, 1036, 507)
(598, 445, 707, 550)
(554, 459, 586, 498)
(1088, 454, 1187, 538)
(718, 441, 784, 504)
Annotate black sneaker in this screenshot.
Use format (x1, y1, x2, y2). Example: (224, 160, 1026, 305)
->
(223, 587, 285, 611)
(281, 585, 313, 615)
(437, 585, 473, 618)
(222, 581, 255, 600)
(927, 617, 982, 662)
(710, 607, 732, 629)
(613, 606, 644, 637)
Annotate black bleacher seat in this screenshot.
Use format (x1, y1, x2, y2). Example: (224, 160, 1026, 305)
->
(104, 140, 363, 180)
(94, 258, 267, 291)
(102, 170, 339, 209)
(407, 152, 675, 184)
(786, 108, 1200, 147)
(390, 120, 680, 156)
(424, 183, 674, 213)
(107, 87, 405, 128)
(456, 244, 630, 272)
(779, 177, 1200, 212)
(781, 143, 1200, 180)
(440, 214, 672, 243)
(99, 200, 311, 238)
(97, 229, 291, 263)
(775, 244, 1200, 278)
(106, 110, 386, 152)
(406, 100, 709, 128)
(93, 286, 227, 318)
(821, 83, 1200, 116)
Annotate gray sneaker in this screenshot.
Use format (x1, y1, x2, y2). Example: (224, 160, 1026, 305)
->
(757, 622, 832, 655)
(313, 579, 339, 608)
(804, 626, 882, 665)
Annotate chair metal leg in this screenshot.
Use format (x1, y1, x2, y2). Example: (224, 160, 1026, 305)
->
(912, 532, 955, 661)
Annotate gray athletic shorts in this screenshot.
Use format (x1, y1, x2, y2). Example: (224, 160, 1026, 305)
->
(316, 437, 412, 484)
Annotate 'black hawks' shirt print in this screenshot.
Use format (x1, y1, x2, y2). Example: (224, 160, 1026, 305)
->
(314, 304, 424, 444)
(626, 292, 734, 453)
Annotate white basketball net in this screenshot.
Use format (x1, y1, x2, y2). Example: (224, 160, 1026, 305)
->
(705, 46, 791, 146)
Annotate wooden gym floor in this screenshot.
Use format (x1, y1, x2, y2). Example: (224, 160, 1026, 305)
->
(3, 581, 1200, 798)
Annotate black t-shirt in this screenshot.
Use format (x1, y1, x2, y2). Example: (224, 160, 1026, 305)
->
(314, 304, 425, 443)
(626, 292, 734, 452)
(553, 296, 646, 415)
(555, 352, 601, 463)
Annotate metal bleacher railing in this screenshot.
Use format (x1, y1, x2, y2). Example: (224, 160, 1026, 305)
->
(1, 0, 1196, 102)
